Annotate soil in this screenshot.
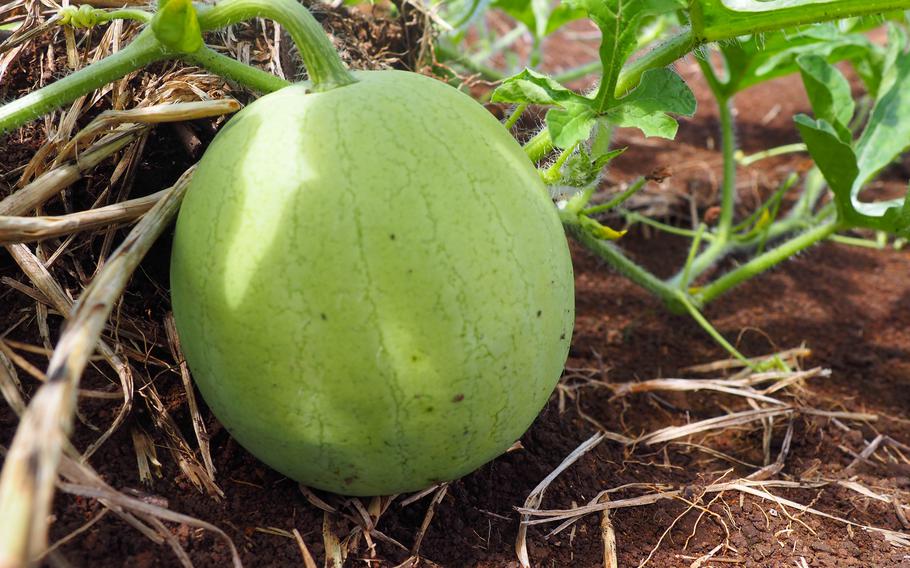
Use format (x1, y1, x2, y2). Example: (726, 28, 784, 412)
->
(2, 8, 910, 568)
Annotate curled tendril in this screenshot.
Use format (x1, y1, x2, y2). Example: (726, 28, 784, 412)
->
(58, 5, 104, 28)
(58, 5, 152, 29)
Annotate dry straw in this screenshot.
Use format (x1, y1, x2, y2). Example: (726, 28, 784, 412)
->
(0, 166, 195, 565)
(517, 352, 910, 567)
(0, 45, 242, 562)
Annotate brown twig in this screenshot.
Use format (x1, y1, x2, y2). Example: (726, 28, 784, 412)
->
(164, 313, 216, 476)
(0, 190, 164, 244)
(410, 483, 448, 557)
(600, 493, 617, 568)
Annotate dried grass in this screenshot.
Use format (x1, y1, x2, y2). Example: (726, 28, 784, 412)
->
(0, 166, 194, 564)
(516, 349, 910, 566)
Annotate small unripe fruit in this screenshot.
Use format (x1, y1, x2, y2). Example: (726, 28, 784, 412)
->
(170, 71, 574, 495)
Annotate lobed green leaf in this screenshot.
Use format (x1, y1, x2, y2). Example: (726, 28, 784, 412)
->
(546, 104, 597, 148)
(796, 54, 854, 142)
(491, 68, 588, 106)
(855, 48, 910, 198)
(716, 25, 878, 96)
(796, 42, 910, 237)
(604, 68, 696, 139)
(567, 0, 686, 110)
(795, 114, 859, 216)
(491, 0, 585, 38)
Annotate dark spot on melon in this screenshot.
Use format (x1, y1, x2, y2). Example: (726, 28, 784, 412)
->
(560, 333, 566, 340)
(411, 355, 419, 362)
(343, 476, 357, 485)
(536, 310, 542, 317)
(320, 313, 328, 320)
(426, 406, 435, 413)
(389, 233, 396, 240)
(452, 393, 464, 403)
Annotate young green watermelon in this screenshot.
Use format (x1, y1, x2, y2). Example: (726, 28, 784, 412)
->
(170, 70, 574, 495)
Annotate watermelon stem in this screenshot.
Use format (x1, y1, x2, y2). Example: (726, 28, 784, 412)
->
(196, 0, 357, 92)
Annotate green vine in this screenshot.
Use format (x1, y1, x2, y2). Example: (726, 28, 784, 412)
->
(0, 0, 355, 135)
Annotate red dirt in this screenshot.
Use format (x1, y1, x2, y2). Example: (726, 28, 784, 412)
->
(2, 14, 910, 568)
